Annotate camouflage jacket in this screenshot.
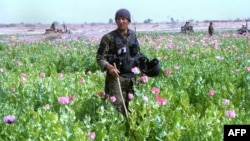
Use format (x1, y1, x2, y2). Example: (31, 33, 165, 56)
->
(96, 28, 141, 77)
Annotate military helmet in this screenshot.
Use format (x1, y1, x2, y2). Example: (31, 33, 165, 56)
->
(140, 58, 161, 77)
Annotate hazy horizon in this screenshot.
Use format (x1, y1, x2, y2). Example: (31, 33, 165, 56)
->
(1, 0, 249, 24)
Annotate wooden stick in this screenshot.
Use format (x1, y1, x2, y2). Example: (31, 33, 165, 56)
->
(113, 63, 129, 120)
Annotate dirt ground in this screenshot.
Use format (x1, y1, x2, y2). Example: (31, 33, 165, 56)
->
(0, 21, 246, 43)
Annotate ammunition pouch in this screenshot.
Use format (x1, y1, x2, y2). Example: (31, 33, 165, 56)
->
(129, 43, 139, 57)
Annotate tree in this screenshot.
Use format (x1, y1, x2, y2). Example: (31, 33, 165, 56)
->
(143, 18, 152, 24)
(108, 18, 114, 24)
(170, 17, 175, 23)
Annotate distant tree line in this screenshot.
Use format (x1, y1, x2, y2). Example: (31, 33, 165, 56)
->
(0, 17, 249, 26)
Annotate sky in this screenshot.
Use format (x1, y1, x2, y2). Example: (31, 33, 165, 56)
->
(0, 0, 249, 24)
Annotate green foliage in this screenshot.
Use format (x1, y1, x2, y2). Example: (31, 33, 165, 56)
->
(0, 32, 250, 140)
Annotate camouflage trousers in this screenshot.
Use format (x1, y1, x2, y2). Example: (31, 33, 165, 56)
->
(105, 75, 135, 117)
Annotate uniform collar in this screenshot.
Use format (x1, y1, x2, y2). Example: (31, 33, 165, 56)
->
(116, 28, 130, 37)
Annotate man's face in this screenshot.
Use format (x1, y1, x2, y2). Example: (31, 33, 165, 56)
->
(116, 17, 130, 31)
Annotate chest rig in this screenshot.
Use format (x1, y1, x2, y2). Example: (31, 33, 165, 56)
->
(107, 29, 140, 78)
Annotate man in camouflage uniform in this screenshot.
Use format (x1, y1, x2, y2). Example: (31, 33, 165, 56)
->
(96, 8, 143, 117)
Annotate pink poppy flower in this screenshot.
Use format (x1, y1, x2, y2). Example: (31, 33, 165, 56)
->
(128, 93, 134, 100)
(164, 69, 172, 75)
(58, 73, 64, 78)
(152, 87, 160, 94)
(208, 89, 215, 96)
(140, 74, 148, 83)
(155, 95, 167, 105)
(226, 110, 236, 118)
(131, 67, 140, 74)
(110, 96, 116, 102)
(44, 104, 50, 110)
(21, 76, 27, 85)
(21, 77, 27, 81)
(21, 73, 27, 78)
(246, 67, 250, 72)
(58, 96, 70, 104)
(79, 77, 85, 83)
(40, 72, 46, 78)
(88, 132, 96, 139)
(3, 115, 16, 124)
(222, 99, 230, 106)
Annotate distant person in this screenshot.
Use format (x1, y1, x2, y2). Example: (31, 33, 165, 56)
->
(246, 20, 249, 34)
(50, 23, 56, 31)
(208, 22, 214, 36)
(241, 25, 247, 34)
(242, 21, 248, 34)
(185, 22, 190, 27)
(242, 25, 246, 30)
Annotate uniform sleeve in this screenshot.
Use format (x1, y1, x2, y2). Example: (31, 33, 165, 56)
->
(96, 35, 111, 71)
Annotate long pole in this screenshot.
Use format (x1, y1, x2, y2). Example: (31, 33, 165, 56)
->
(114, 63, 129, 120)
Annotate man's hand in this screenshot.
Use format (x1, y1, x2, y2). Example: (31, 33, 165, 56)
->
(106, 64, 120, 77)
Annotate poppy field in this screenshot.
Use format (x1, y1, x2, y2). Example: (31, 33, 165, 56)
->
(0, 31, 250, 141)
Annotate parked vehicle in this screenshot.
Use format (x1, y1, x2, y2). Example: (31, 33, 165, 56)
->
(181, 22, 194, 33)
